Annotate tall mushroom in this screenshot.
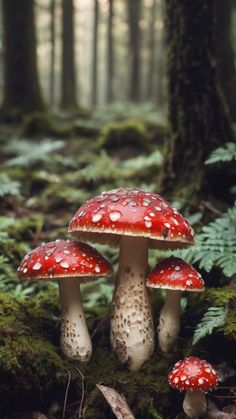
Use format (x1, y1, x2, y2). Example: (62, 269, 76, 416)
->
(168, 357, 219, 418)
(68, 188, 194, 370)
(147, 257, 204, 353)
(17, 239, 112, 362)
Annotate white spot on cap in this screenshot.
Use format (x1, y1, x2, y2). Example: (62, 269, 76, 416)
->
(33, 262, 42, 271)
(164, 223, 171, 228)
(23, 267, 28, 274)
(60, 261, 69, 269)
(174, 377, 179, 384)
(175, 266, 181, 271)
(64, 250, 70, 254)
(181, 375, 186, 381)
(95, 265, 101, 273)
(92, 213, 102, 223)
(55, 256, 63, 263)
(145, 221, 152, 228)
(109, 211, 121, 222)
(198, 378, 204, 384)
(155, 206, 161, 211)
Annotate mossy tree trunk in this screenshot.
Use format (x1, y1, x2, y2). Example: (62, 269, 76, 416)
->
(60, 0, 78, 110)
(127, 0, 142, 102)
(164, 0, 232, 191)
(1, 0, 45, 120)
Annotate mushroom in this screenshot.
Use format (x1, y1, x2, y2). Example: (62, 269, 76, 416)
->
(147, 257, 204, 353)
(17, 239, 112, 362)
(168, 357, 219, 418)
(68, 188, 194, 371)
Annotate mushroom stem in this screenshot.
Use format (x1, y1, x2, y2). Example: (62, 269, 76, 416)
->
(183, 391, 207, 418)
(59, 278, 92, 362)
(158, 289, 181, 353)
(111, 236, 154, 371)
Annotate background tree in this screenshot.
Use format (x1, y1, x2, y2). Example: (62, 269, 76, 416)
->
(1, 0, 44, 120)
(216, 0, 236, 121)
(127, 0, 142, 102)
(91, 0, 99, 106)
(164, 0, 232, 193)
(146, 0, 157, 100)
(60, 0, 77, 110)
(49, 0, 56, 106)
(106, 0, 114, 103)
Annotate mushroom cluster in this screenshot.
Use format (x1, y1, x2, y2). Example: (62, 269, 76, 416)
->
(16, 185, 219, 417)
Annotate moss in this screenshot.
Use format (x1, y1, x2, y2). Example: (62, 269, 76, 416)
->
(1, 287, 235, 417)
(20, 112, 74, 137)
(97, 119, 149, 153)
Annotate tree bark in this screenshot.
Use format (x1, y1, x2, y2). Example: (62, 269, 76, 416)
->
(60, 0, 77, 110)
(216, 0, 236, 121)
(49, 0, 56, 106)
(127, 0, 142, 102)
(1, 0, 44, 120)
(164, 0, 232, 188)
(91, 0, 99, 107)
(106, 0, 114, 103)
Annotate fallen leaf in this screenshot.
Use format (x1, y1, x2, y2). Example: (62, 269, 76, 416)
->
(97, 384, 135, 419)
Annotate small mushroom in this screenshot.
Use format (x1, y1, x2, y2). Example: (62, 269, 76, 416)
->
(168, 357, 219, 418)
(17, 239, 112, 362)
(69, 188, 194, 370)
(147, 257, 204, 353)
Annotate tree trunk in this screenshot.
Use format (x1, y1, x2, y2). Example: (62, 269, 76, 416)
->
(91, 0, 99, 107)
(127, 0, 142, 102)
(106, 0, 114, 103)
(49, 0, 56, 106)
(164, 0, 232, 191)
(146, 0, 157, 100)
(1, 0, 44, 120)
(216, 0, 236, 121)
(60, 0, 77, 110)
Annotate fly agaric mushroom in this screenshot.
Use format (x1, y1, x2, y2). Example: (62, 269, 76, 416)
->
(147, 257, 204, 353)
(68, 188, 194, 371)
(168, 357, 219, 418)
(17, 239, 112, 362)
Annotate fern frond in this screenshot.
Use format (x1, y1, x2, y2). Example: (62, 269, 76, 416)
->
(192, 306, 228, 345)
(5, 138, 64, 167)
(0, 174, 21, 197)
(176, 203, 236, 277)
(205, 142, 236, 165)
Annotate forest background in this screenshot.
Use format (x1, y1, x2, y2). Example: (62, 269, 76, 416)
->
(0, 1, 236, 418)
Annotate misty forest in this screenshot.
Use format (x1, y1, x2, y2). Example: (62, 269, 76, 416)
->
(0, 0, 236, 418)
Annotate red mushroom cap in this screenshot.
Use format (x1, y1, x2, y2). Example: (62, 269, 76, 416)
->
(17, 240, 113, 281)
(68, 188, 194, 249)
(146, 257, 205, 292)
(168, 357, 219, 392)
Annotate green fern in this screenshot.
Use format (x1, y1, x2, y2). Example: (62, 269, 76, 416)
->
(176, 203, 236, 277)
(205, 142, 236, 164)
(5, 138, 64, 167)
(0, 174, 21, 197)
(192, 306, 228, 345)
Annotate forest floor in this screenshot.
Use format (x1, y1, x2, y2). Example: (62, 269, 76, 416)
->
(0, 106, 235, 419)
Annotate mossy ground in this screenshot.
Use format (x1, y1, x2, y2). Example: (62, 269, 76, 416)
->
(0, 286, 235, 418)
